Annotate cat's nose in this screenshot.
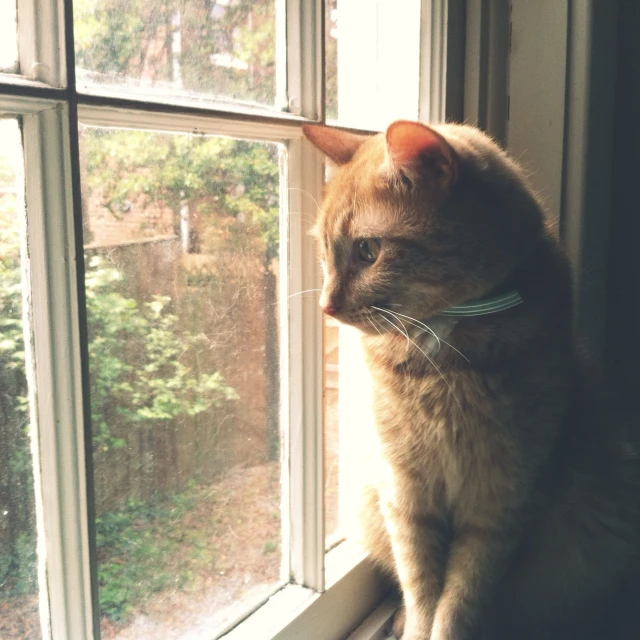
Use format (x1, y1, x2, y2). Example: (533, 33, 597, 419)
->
(319, 285, 342, 316)
(321, 302, 339, 316)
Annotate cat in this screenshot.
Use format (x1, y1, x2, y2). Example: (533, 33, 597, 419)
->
(303, 120, 640, 640)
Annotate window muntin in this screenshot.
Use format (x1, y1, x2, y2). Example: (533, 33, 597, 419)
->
(80, 125, 285, 636)
(0, 118, 41, 640)
(74, 0, 280, 108)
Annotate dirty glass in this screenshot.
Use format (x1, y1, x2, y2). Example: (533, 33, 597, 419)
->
(0, 118, 42, 640)
(74, 0, 279, 108)
(80, 125, 284, 637)
(325, 0, 422, 131)
(0, 2, 18, 73)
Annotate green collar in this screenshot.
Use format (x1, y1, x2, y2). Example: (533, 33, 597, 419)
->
(439, 291, 523, 317)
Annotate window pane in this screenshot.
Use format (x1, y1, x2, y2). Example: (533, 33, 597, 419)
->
(0, 2, 18, 73)
(0, 119, 42, 639)
(325, 0, 422, 131)
(74, 0, 279, 108)
(324, 317, 340, 546)
(324, 322, 376, 550)
(80, 126, 284, 636)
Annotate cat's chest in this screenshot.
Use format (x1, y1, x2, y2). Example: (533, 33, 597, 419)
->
(371, 368, 505, 505)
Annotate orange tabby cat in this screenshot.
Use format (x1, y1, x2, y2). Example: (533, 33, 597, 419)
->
(304, 120, 640, 640)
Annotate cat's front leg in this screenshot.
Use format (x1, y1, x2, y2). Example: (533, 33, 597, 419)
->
(429, 522, 517, 640)
(381, 499, 448, 640)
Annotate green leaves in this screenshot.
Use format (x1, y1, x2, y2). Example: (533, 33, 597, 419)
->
(81, 128, 280, 258)
(86, 257, 237, 452)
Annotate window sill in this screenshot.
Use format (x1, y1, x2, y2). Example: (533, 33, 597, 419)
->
(219, 541, 393, 640)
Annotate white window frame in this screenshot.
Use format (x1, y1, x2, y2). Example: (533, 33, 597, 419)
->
(1, 1, 446, 639)
(2, 0, 614, 638)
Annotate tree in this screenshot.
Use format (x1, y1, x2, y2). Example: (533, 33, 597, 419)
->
(75, 0, 283, 459)
(1, 182, 238, 600)
(81, 127, 281, 462)
(74, 0, 276, 104)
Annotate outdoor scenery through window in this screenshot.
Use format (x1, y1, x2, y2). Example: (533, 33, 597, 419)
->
(80, 126, 284, 638)
(74, 0, 278, 106)
(0, 119, 42, 640)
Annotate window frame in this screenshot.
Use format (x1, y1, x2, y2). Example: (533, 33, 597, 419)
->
(1, 1, 443, 638)
(1, 0, 615, 638)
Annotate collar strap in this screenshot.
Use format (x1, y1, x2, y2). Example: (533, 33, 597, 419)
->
(439, 291, 523, 317)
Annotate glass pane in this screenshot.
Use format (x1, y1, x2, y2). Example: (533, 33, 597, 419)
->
(80, 126, 284, 637)
(324, 317, 340, 546)
(0, 2, 19, 73)
(74, 0, 279, 108)
(325, 0, 422, 131)
(324, 321, 376, 550)
(0, 119, 42, 639)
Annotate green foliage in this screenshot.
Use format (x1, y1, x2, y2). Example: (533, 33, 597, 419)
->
(82, 129, 280, 259)
(95, 487, 214, 621)
(0, 533, 38, 598)
(0, 188, 38, 601)
(263, 539, 277, 555)
(86, 256, 237, 452)
(1, 212, 238, 602)
(75, 0, 276, 104)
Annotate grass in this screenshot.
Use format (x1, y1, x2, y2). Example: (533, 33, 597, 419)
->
(95, 484, 218, 621)
(1, 463, 282, 633)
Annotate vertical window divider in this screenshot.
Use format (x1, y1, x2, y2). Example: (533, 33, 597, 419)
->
(420, 0, 465, 123)
(286, 0, 323, 121)
(22, 103, 95, 640)
(16, 0, 66, 87)
(285, 137, 325, 593)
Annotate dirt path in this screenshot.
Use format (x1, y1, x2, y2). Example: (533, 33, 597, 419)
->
(102, 463, 282, 640)
(1, 463, 282, 640)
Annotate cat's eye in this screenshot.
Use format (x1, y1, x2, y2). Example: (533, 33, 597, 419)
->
(356, 238, 381, 264)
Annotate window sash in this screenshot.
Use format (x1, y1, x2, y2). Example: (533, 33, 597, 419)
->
(16, 0, 66, 86)
(0, 1, 451, 638)
(20, 101, 95, 640)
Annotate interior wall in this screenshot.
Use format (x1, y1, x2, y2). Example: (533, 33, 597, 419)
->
(605, 0, 640, 401)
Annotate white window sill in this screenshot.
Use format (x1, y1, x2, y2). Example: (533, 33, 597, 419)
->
(346, 597, 400, 640)
(219, 541, 396, 640)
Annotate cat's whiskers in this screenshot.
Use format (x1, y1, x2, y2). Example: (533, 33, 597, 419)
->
(374, 306, 470, 363)
(287, 288, 322, 299)
(377, 313, 411, 350)
(365, 309, 384, 336)
(288, 187, 321, 214)
(374, 306, 441, 351)
(376, 314, 465, 416)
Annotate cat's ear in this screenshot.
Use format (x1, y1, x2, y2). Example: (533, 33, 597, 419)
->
(303, 125, 370, 165)
(384, 120, 456, 188)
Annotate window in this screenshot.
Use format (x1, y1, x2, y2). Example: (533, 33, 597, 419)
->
(0, 0, 609, 638)
(0, 1, 434, 638)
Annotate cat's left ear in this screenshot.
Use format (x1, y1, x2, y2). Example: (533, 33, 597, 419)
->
(384, 120, 456, 188)
(303, 124, 370, 165)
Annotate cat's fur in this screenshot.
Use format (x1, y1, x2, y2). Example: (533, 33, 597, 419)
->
(303, 121, 640, 640)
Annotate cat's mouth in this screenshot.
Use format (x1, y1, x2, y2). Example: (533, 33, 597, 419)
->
(334, 303, 402, 335)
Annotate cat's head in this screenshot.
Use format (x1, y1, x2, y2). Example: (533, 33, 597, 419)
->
(303, 120, 544, 332)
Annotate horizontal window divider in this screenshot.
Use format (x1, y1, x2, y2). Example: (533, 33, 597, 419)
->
(77, 92, 313, 136)
(0, 79, 68, 104)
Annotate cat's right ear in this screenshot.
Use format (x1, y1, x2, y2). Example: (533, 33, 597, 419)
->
(384, 120, 456, 189)
(302, 125, 369, 165)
